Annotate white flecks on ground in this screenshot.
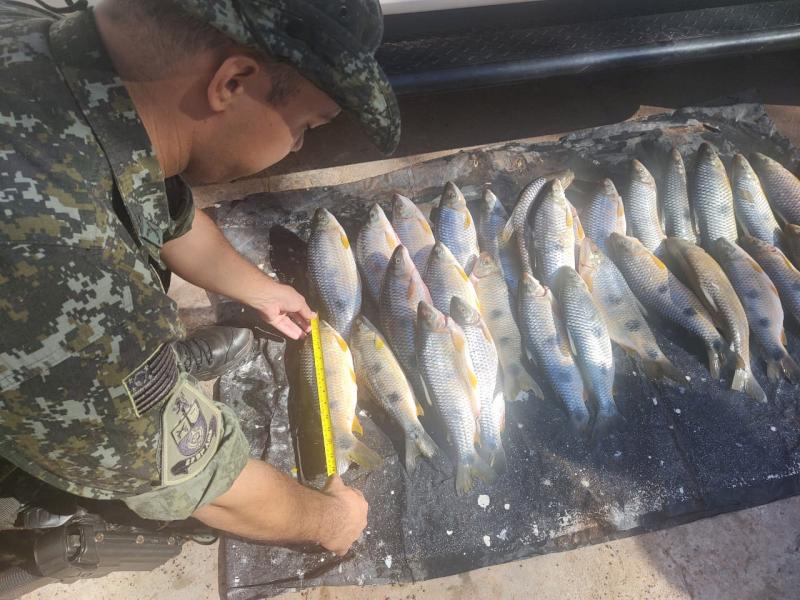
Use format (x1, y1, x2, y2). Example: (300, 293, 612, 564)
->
(498, 528, 508, 541)
(483, 535, 492, 547)
(504, 503, 510, 510)
(679, 487, 685, 495)
(531, 523, 539, 536)
(632, 371, 638, 376)
(517, 422, 524, 429)
(685, 375, 691, 381)
(542, 478, 552, 487)
(652, 397, 658, 406)
(390, 490, 395, 495)
(384, 556, 392, 569)
(359, 410, 368, 417)
(614, 450, 623, 458)
(580, 479, 590, 488)
(446, 530, 453, 536)
(770, 426, 777, 432)
(365, 530, 371, 536)
(478, 494, 491, 509)
(674, 408, 682, 414)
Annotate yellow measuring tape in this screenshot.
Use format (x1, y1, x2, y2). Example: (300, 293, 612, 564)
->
(310, 315, 337, 477)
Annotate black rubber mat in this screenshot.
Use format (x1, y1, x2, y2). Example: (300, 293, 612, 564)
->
(213, 103, 800, 599)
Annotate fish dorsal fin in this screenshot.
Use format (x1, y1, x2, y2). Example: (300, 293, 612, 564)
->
(352, 415, 364, 436)
(340, 232, 350, 249)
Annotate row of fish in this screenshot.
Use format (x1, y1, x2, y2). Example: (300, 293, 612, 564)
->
(301, 185, 536, 494)
(297, 142, 800, 494)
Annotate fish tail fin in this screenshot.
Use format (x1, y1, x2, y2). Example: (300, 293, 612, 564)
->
(346, 437, 383, 471)
(404, 426, 439, 472)
(707, 345, 723, 379)
(641, 355, 684, 384)
(742, 370, 768, 404)
(768, 352, 800, 384)
(591, 403, 622, 442)
(455, 453, 496, 496)
(487, 446, 507, 476)
(505, 365, 542, 401)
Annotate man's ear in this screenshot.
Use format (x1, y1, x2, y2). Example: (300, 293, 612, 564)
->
(207, 54, 261, 112)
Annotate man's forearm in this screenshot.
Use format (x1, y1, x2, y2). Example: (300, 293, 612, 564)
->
(160, 209, 269, 304)
(192, 459, 332, 545)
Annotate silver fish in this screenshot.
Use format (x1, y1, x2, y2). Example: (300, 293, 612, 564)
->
(582, 178, 627, 254)
(471, 252, 543, 401)
(391, 193, 435, 275)
(380, 245, 433, 384)
(710, 238, 800, 384)
(607, 233, 727, 378)
(416, 301, 496, 495)
(308, 208, 361, 340)
(739, 236, 800, 328)
(476, 188, 508, 257)
(625, 159, 666, 253)
(531, 179, 575, 287)
(433, 181, 479, 270)
(750, 153, 800, 225)
(664, 237, 764, 402)
(732, 154, 783, 249)
(424, 241, 480, 315)
(693, 143, 737, 249)
(350, 316, 438, 472)
(355, 203, 400, 304)
(517, 273, 590, 432)
(578, 238, 681, 383)
(299, 320, 382, 475)
(661, 147, 697, 243)
(552, 266, 620, 434)
(450, 296, 507, 474)
(500, 170, 574, 275)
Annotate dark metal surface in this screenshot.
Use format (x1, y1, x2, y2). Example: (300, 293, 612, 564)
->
(215, 104, 800, 599)
(378, 1, 800, 94)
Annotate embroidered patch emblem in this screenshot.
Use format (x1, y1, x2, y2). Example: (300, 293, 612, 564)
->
(161, 375, 221, 486)
(123, 344, 179, 416)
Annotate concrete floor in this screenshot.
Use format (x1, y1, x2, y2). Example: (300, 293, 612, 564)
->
(20, 48, 800, 600)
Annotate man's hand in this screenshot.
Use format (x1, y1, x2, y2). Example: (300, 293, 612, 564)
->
(318, 475, 369, 555)
(161, 211, 314, 339)
(247, 280, 314, 340)
(192, 460, 369, 553)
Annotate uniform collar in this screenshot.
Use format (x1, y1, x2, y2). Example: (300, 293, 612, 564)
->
(48, 9, 169, 262)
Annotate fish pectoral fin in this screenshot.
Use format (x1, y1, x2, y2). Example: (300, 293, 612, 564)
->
(352, 415, 364, 436)
(415, 400, 425, 417)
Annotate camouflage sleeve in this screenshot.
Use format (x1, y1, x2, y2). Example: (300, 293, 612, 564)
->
(122, 402, 250, 521)
(164, 176, 196, 242)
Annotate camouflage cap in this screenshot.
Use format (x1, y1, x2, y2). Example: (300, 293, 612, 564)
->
(173, 0, 401, 154)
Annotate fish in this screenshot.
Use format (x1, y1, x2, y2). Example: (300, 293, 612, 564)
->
(355, 203, 400, 304)
(567, 199, 586, 267)
(663, 237, 765, 402)
(578, 238, 682, 383)
(391, 193, 435, 275)
(531, 179, 575, 287)
(625, 159, 666, 253)
(500, 170, 574, 275)
(710, 237, 800, 384)
(731, 154, 783, 249)
(582, 178, 627, 254)
(379, 245, 433, 386)
(450, 296, 507, 474)
(782, 223, 800, 267)
(299, 319, 382, 475)
(476, 188, 508, 257)
(424, 241, 480, 315)
(517, 272, 591, 432)
(477, 188, 520, 297)
(749, 153, 800, 224)
(350, 316, 438, 472)
(307, 207, 361, 340)
(432, 181, 479, 270)
(661, 147, 697, 243)
(607, 233, 728, 378)
(471, 252, 544, 402)
(552, 266, 620, 434)
(416, 301, 496, 495)
(692, 143, 737, 249)
(739, 236, 800, 327)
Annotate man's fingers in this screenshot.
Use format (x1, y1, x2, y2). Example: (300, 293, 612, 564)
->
(272, 315, 303, 340)
(292, 311, 313, 333)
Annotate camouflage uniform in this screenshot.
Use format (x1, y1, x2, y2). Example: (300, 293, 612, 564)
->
(0, 6, 248, 520)
(0, 0, 399, 521)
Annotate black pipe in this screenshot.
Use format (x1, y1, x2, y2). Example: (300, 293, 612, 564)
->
(388, 26, 800, 95)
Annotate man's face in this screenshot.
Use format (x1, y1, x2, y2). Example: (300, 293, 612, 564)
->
(183, 60, 341, 186)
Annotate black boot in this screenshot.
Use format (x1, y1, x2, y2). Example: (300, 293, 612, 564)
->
(173, 326, 254, 381)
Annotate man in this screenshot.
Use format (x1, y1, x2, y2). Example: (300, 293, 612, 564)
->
(0, 0, 400, 555)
